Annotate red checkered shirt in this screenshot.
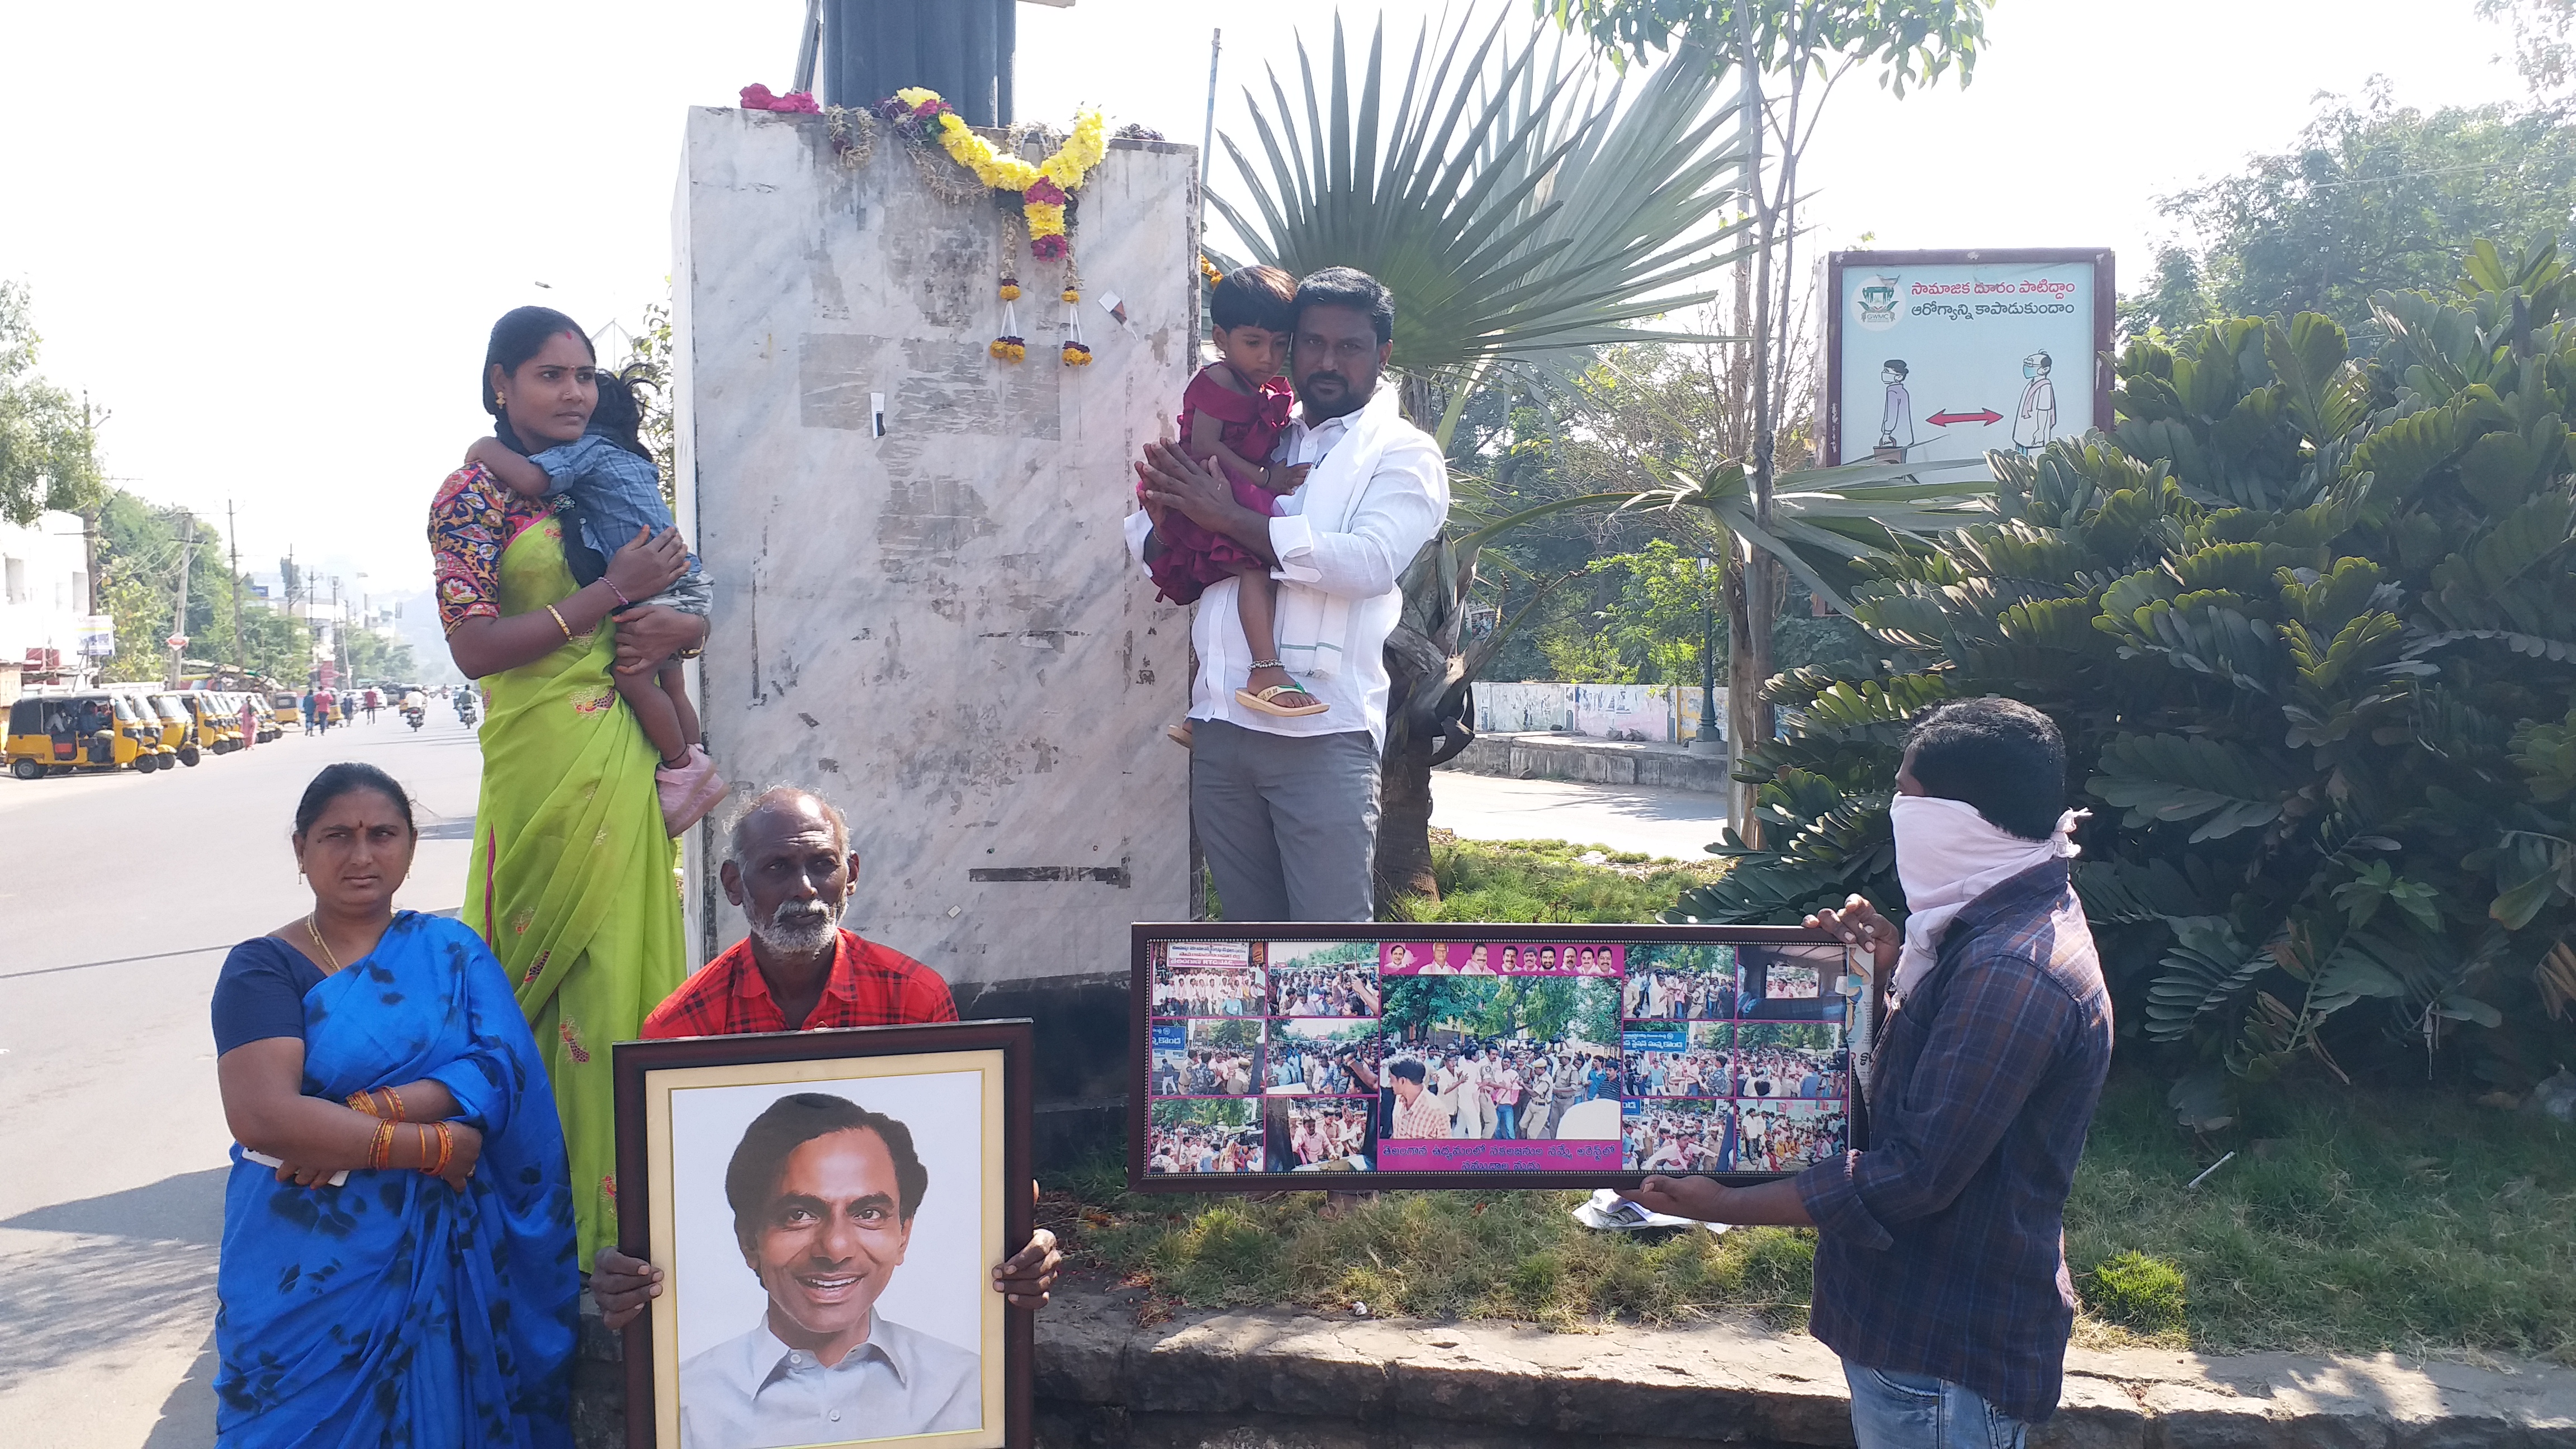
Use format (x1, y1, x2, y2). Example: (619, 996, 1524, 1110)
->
(641, 929, 958, 1038)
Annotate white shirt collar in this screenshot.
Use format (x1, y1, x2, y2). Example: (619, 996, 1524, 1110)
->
(739, 1311, 910, 1396)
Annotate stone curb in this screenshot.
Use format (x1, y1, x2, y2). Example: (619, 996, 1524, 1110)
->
(1034, 1289, 2576, 1448)
(572, 1287, 2576, 1447)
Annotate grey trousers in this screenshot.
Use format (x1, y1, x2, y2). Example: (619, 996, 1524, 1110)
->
(1191, 719, 1381, 923)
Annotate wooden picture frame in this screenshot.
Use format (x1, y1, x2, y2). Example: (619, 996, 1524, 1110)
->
(614, 1020, 1034, 1449)
(1129, 923, 1871, 1193)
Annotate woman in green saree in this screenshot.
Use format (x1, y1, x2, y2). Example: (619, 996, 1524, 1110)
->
(430, 306, 702, 1259)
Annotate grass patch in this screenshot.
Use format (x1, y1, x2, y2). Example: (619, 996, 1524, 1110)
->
(2064, 1067, 2576, 1362)
(1388, 830, 1730, 924)
(1055, 1069, 2575, 1360)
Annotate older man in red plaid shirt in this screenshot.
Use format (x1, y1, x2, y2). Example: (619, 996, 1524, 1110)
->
(591, 785, 1060, 1329)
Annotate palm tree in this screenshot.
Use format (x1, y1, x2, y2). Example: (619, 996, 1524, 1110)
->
(1209, 7, 1985, 904)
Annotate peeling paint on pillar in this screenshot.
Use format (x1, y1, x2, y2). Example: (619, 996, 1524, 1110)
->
(673, 106, 1196, 983)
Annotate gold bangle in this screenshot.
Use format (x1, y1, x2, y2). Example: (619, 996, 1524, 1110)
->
(546, 604, 574, 641)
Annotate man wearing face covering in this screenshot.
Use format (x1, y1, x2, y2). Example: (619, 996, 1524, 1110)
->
(1616, 698, 2110, 1448)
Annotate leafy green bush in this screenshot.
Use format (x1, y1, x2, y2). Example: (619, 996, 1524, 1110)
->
(2080, 1251, 2189, 1337)
(1672, 242, 2576, 1117)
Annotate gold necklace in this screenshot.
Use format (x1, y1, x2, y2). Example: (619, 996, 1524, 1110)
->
(305, 913, 343, 975)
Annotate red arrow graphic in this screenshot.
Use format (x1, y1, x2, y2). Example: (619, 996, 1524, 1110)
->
(1927, 408, 2001, 428)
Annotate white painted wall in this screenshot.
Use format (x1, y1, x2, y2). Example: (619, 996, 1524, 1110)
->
(0, 510, 93, 684)
(673, 107, 1196, 983)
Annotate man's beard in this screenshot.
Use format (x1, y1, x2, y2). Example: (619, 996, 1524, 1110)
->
(1294, 363, 1377, 420)
(752, 896, 841, 954)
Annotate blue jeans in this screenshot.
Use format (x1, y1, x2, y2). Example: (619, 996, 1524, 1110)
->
(1494, 1103, 1517, 1139)
(1843, 1360, 2026, 1449)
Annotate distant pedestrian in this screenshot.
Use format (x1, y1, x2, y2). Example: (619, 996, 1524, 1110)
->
(300, 689, 318, 737)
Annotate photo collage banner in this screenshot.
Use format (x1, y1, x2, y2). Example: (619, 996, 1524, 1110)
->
(1138, 933, 1859, 1183)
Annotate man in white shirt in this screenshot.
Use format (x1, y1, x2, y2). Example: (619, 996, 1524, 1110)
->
(1129, 267, 1450, 921)
(676, 1093, 981, 1447)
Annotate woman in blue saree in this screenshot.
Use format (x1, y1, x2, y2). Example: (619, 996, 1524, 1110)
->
(212, 763, 578, 1447)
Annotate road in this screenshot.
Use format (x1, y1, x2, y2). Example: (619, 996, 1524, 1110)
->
(1429, 768, 1728, 862)
(0, 707, 485, 1449)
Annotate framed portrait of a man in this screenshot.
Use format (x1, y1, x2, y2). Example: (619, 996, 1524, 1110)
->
(614, 1020, 1033, 1449)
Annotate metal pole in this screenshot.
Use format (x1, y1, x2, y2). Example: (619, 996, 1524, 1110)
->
(792, 0, 823, 95)
(228, 500, 247, 678)
(1699, 557, 1720, 755)
(167, 512, 194, 689)
(1199, 29, 1221, 248)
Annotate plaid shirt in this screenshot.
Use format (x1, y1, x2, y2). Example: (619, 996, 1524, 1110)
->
(641, 930, 958, 1038)
(1794, 860, 2112, 1426)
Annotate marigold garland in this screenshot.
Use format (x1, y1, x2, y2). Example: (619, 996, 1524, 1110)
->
(884, 87, 1106, 260)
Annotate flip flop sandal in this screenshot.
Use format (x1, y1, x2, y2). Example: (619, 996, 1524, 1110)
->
(1236, 685, 1330, 717)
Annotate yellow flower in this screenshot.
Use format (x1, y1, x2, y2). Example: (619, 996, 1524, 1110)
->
(1025, 201, 1066, 236)
(895, 87, 943, 109)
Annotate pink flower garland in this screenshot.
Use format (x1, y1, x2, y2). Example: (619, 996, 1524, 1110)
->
(740, 84, 820, 114)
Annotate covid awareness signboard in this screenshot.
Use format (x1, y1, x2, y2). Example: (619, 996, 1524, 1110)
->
(1128, 924, 1873, 1190)
(1822, 248, 2115, 467)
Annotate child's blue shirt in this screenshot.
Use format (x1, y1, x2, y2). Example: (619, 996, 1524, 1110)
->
(527, 433, 702, 574)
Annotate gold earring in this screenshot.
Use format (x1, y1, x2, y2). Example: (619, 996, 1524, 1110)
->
(494, 394, 506, 409)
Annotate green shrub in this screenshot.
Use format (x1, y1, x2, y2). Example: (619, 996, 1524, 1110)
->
(2081, 1250, 2189, 1336)
(1674, 240, 2576, 1116)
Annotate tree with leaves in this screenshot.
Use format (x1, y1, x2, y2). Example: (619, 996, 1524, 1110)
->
(1542, 0, 1991, 841)
(0, 281, 103, 527)
(1679, 242, 2576, 1120)
(2130, 84, 2576, 344)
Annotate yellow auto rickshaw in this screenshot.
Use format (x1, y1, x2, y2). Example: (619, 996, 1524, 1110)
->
(146, 692, 210, 765)
(271, 691, 300, 731)
(128, 690, 195, 764)
(4, 693, 165, 779)
(184, 693, 245, 755)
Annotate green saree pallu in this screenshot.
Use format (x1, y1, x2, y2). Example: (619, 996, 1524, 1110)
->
(467, 509, 686, 1261)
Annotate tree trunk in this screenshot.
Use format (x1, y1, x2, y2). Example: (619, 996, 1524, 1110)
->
(1374, 733, 1442, 906)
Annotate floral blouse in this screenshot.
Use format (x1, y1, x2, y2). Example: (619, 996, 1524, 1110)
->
(429, 464, 549, 632)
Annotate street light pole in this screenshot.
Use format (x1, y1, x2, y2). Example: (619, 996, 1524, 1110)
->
(1696, 556, 1722, 756)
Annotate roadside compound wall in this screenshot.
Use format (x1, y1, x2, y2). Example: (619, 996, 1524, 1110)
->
(672, 107, 1198, 1154)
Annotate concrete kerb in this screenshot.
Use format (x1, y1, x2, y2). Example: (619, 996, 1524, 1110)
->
(573, 1286, 2576, 1447)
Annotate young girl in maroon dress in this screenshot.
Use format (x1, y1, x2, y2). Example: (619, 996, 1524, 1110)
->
(1149, 265, 1328, 745)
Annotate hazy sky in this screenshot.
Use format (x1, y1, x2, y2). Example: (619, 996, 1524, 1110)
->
(0, 1, 2523, 597)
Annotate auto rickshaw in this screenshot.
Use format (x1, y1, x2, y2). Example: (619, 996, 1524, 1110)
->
(183, 693, 245, 755)
(129, 691, 196, 764)
(270, 691, 300, 731)
(4, 693, 165, 778)
(145, 693, 208, 765)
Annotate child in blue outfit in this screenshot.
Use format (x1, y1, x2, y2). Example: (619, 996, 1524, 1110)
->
(465, 372, 725, 834)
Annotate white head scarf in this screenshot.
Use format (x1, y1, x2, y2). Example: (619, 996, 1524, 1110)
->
(1889, 794, 2083, 998)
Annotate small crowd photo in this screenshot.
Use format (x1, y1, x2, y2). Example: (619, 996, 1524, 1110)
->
(1263, 1017, 1379, 1094)
(1150, 946, 1266, 1019)
(1733, 1021, 1846, 1101)
(1619, 1021, 1733, 1097)
(1145, 1098, 1263, 1174)
(1622, 943, 1739, 1020)
(1265, 939, 1381, 1017)
(1264, 1096, 1376, 1172)
(1623, 1098, 1731, 1173)
(1736, 1097, 1848, 1172)
(1150, 1017, 1262, 1097)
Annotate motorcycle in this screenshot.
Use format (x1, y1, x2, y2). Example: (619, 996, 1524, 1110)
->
(455, 694, 480, 727)
(403, 705, 425, 732)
